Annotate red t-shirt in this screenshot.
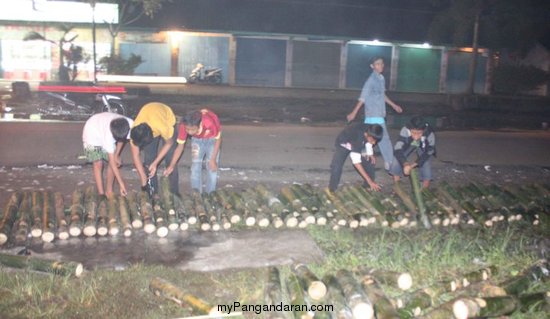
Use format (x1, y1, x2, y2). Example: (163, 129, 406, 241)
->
(177, 109, 221, 144)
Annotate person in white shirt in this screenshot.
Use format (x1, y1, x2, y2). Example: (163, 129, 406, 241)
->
(82, 112, 133, 197)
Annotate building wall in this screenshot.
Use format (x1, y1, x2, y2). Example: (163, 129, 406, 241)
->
(178, 34, 230, 82)
(346, 43, 392, 89)
(446, 50, 487, 94)
(120, 43, 171, 76)
(235, 37, 286, 86)
(291, 40, 340, 88)
(396, 47, 441, 93)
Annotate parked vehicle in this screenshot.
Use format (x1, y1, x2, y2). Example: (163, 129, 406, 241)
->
(187, 63, 222, 84)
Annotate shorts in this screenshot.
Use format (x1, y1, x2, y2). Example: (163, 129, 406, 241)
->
(83, 144, 108, 162)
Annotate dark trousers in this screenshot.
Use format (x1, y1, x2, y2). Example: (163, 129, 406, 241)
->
(143, 130, 179, 195)
(329, 146, 375, 192)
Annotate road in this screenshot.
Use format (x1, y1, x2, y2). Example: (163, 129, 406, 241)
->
(1, 121, 549, 167)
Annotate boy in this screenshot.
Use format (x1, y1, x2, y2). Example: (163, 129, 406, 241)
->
(346, 56, 403, 171)
(329, 123, 383, 192)
(130, 102, 179, 194)
(82, 112, 133, 196)
(389, 116, 436, 188)
(164, 109, 222, 194)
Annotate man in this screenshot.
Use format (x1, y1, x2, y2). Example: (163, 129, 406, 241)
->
(389, 116, 436, 188)
(329, 123, 383, 192)
(346, 56, 403, 171)
(164, 109, 222, 194)
(130, 102, 179, 194)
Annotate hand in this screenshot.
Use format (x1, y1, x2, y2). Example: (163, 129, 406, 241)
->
(163, 165, 175, 176)
(367, 180, 381, 192)
(393, 104, 403, 113)
(148, 163, 157, 178)
(346, 112, 356, 122)
(367, 155, 376, 165)
(403, 163, 416, 176)
(114, 156, 122, 168)
(119, 184, 127, 196)
(208, 159, 218, 171)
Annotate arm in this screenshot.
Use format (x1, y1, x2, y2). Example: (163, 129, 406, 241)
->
(130, 143, 148, 187)
(164, 142, 185, 176)
(114, 141, 124, 167)
(415, 131, 436, 168)
(148, 137, 174, 177)
(347, 100, 364, 122)
(385, 95, 403, 113)
(353, 162, 381, 191)
(107, 152, 127, 196)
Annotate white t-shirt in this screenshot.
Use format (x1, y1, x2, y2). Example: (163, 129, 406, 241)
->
(82, 112, 133, 154)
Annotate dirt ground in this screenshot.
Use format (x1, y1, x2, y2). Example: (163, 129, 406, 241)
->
(1, 85, 550, 271)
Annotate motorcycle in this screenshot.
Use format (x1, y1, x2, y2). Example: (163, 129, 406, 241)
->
(187, 63, 222, 84)
(36, 91, 127, 117)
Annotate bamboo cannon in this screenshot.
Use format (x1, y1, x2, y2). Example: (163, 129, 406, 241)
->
(14, 192, 30, 244)
(335, 269, 374, 319)
(149, 277, 222, 316)
(53, 192, 69, 240)
(160, 177, 179, 231)
(291, 263, 327, 301)
(127, 191, 143, 229)
(0, 253, 83, 277)
(173, 194, 189, 231)
(83, 186, 98, 237)
(118, 195, 132, 237)
(40, 191, 56, 243)
(68, 189, 83, 237)
(107, 195, 120, 236)
(140, 191, 155, 234)
(152, 195, 168, 238)
(0, 192, 21, 245)
(30, 191, 43, 238)
(96, 195, 109, 236)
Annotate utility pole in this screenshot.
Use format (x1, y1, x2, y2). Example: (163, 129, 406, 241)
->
(91, 0, 97, 83)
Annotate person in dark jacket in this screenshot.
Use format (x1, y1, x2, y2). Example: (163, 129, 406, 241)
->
(389, 116, 436, 188)
(329, 123, 383, 192)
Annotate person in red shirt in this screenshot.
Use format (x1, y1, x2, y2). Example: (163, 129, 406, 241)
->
(164, 109, 222, 193)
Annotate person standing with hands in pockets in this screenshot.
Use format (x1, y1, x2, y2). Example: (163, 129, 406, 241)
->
(347, 56, 403, 171)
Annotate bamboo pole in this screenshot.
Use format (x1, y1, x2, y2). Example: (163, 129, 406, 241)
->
(53, 192, 69, 240)
(83, 186, 98, 237)
(335, 269, 374, 319)
(30, 191, 43, 238)
(500, 260, 549, 295)
(264, 267, 286, 319)
(118, 195, 132, 237)
(322, 274, 353, 319)
(96, 195, 109, 236)
(452, 295, 518, 319)
(140, 191, 155, 234)
(0, 192, 21, 244)
(41, 191, 56, 243)
(360, 275, 400, 319)
(107, 195, 120, 236)
(160, 177, 179, 231)
(68, 189, 83, 237)
(127, 191, 143, 229)
(14, 193, 30, 244)
(292, 263, 327, 301)
(286, 273, 314, 319)
(153, 195, 168, 238)
(149, 277, 221, 316)
(174, 195, 189, 231)
(409, 169, 431, 229)
(355, 267, 413, 291)
(0, 253, 83, 277)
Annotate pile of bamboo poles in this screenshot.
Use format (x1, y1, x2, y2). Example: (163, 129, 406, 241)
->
(0, 180, 548, 245)
(265, 260, 549, 319)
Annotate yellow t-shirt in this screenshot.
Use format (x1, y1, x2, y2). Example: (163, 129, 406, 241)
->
(133, 102, 176, 140)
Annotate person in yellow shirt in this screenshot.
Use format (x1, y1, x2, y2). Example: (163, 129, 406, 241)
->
(130, 102, 179, 194)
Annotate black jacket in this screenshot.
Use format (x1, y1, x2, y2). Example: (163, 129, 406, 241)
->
(335, 123, 373, 152)
(394, 124, 436, 167)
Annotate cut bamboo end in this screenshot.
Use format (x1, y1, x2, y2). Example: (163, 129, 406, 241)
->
(316, 217, 327, 225)
(180, 223, 189, 231)
(308, 281, 327, 301)
(0, 234, 8, 245)
(69, 227, 81, 237)
(305, 215, 316, 224)
(168, 223, 179, 231)
(109, 227, 120, 236)
(41, 232, 55, 243)
(83, 226, 97, 237)
(97, 226, 108, 237)
(352, 303, 374, 319)
(349, 220, 359, 229)
(245, 217, 256, 227)
(57, 231, 69, 240)
(452, 300, 473, 319)
(131, 220, 143, 229)
(143, 224, 156, 234)
(211, 223, 221, 231)
(230, 215, 240, 224)
(273, 219, 284, 228)
(201, 223, 211, 231)
(156, 226, 169, 238)
(31, 228, 43, 238)
(258, 218, 270, 228)
(75, 263, 84, 277)
(123, 228, 132, 237)
(188, 216, 198, 224)
(400, 217, 409, 226)
(286, 217, 298, 228)
(223, 222, 232, 230)
(390, 221, 401, 229)
(398, 273, 413, 291)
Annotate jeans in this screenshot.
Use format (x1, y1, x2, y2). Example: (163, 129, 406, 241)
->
(191, 137, 219, 193)
(364, 118, 393, 170)
(388, 148, 433, 181)
(329, 146, 375, 192)
(143, 130, 179, 195)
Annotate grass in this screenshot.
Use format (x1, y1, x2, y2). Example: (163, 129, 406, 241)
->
(0, 220, 548, 318)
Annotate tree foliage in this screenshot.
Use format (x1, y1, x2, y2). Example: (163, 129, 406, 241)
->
(492, 64, 550, 95)
(98, 54, 143, 75)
